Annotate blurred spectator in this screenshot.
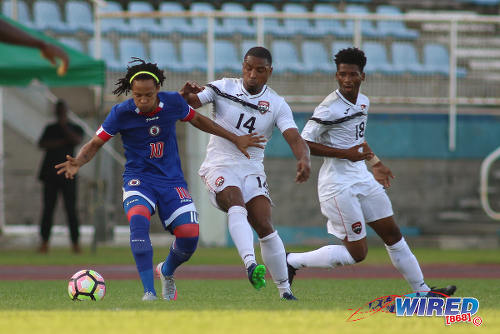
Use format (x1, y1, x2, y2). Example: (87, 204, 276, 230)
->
(38, 100, 83, 253)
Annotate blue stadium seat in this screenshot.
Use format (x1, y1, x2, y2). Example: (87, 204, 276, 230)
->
(251, 3, 282, 36)
(312, 4, 351, 38)
(302, 41, 335, 74)
(217, 3, 255, 37)
(128, 1, 163, 34)
(179, 40, 207, 72)
(190, 2, 214, 35)
(159, 2, 203, 36)
(280, 4, 318, 37)
(118, 39, 147, 70)
(33, 1, 68, 33)
(89, 38, 121, 70)
(65, 1, 93, 34)
(271, 40, 305, 74)
(362, 42, 398, 75)
(215, 40, 241, 73)
(423, 43, 467, 77)
(149, 39, 182, 72)
(58, 37, 85, 52)
(100, 1, 134, 34)
(345, 5, 383, 38)
(331, 41, 353, 57)
(376, 6, 418, 39)
(2, 0, 33, 27)
(392, 42, 430, 75)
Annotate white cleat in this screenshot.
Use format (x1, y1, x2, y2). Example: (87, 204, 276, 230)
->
(142, 291, 158, 301)
(156, 262, 178, 301)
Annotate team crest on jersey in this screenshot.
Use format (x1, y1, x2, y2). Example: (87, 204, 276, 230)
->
(149, 125, 161, 137)
(360, 104, 367, 110)
(128, 179, 141, 186)
(215, 176, 225, 187)
(352, 222, 362, 234)
(257, 101, 270, 114)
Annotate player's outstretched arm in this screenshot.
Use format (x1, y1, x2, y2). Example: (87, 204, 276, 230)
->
(179, 81, 204, 108)
(188, 112, 266, 158)
(0, 19, 69, 75)
(55, 136, 105, 179)
(306, 141, 373, 162)
(364, 142, 394, 188)
(283, 128, 311, 183)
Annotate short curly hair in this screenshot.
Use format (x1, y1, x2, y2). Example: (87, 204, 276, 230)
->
(334, 47, 367, 72)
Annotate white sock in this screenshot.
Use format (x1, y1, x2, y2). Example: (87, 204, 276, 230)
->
(287, 245, 356, 269)
(259, 231, 290, 296)
(227, 206, 256, 269)
(385, 237, 430, 292)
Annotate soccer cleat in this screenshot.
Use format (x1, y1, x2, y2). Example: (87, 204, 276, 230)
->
(142, 291, 157, 301)
(156, 262, 178, 300)
(426, 285, 457, 298)
(281, 292, 298, 301)
(286, 253, 297, 286)
(247, 263, 266, 290)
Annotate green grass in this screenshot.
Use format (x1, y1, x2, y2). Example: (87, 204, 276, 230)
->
(0, 279, 498, 334)
(1, 246, 500, 266)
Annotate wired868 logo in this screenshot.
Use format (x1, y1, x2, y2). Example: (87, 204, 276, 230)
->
(396, 296, 482, 326)
(347, 294, 482, 327)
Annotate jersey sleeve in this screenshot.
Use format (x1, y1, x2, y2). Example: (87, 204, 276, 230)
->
(301, 105, 330, 143)
(197, 79, 224, 105)
(96, 105, 119, 142)
(171, 92, 196, 122)
(275, 100, 298, 133)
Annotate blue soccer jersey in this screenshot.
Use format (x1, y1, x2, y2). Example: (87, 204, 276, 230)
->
(96, 91, 195, 183)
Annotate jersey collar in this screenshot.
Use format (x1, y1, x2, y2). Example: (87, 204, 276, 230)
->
(239, 79, 268, 99)
(335, 89, 359, 108)
(135, 101, 164, 116)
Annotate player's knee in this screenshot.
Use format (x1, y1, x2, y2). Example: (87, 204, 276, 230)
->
(350, 248, 368, 263)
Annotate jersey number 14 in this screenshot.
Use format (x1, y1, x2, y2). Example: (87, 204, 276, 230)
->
(236, 113, 256, 133)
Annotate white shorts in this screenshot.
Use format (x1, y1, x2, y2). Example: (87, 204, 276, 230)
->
(200, 166, 271, 210)
(320, 179, 393, 242)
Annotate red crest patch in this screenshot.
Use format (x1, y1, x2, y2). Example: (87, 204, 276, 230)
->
(257, 101, 270, 114)
(215, 176, 225, 187)
(352, 222, 362, 234)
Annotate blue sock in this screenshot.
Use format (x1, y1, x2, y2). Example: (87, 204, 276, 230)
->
(163, 236, 198, 276)
(130, 214, 155, 295)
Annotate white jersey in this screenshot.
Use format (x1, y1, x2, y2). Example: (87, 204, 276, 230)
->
(198, 77, 297, 174)
(301, 89, 373, 201)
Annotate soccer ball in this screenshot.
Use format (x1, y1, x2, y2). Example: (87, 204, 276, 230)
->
(68, 269, 106, 301)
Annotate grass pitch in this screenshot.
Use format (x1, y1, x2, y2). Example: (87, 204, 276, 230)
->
(1, 246, 499, 333)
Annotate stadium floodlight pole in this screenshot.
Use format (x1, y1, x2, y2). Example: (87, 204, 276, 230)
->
(256, 15, 264, 47)
(353, 19, 362, 48)
(448, 19, 458, 152)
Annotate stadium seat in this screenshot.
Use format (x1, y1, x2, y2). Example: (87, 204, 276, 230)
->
(217, 3, 255, 37)
(118, 39, 148, 70)
(391, 42, 430, 75)
(280, 4, 318, 38)
(215, 40, 241, 73)
(251, 3, 282, 37)
(149, 39, 182, 72)
(179, 39, 207, 72)
(345, 5, 383, 38)
(302, 41, 335, 74)
(312, 4, 352, 38)
(159, 2, 203, 36)
(241, 40, 259, 60)
(89, 38, 121, 70)
(423, 43, 467, 77)
(271, 40, 305, 74)
(362, 42, 398, 75)
(190, 2, 215, 35)
(65, 1, 93, 34)
(128, 1, 163, 34)
(376, 6, 419, 39)
(331, 41, 353, 57)
(2, 0, 33, 27)
(58, 37, 85, 53)
(100, 1, 134, 34)
(33, 1, 69, 33)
